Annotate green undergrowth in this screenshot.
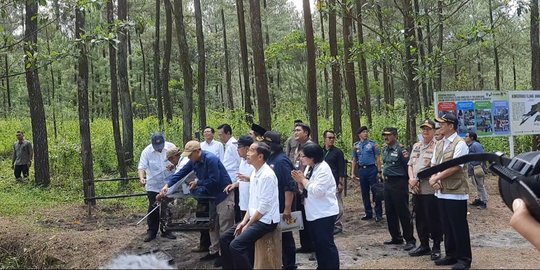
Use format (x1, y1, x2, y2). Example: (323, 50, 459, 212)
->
(0, 107, 534, 218)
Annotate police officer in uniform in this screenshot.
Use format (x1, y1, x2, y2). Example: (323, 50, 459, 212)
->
(351, 126, 383, 222)
(381, 127, 416, 251)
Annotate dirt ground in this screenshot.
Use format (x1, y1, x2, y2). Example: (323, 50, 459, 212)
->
(0, 175, 538, 269)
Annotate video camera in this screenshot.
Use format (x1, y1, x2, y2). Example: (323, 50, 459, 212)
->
(417, 151, 540, 222)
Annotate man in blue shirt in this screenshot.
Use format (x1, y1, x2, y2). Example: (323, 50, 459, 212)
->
(160, 140, 234, 266)
(351, 126, 383, 222)
(264, 131, 298, 269)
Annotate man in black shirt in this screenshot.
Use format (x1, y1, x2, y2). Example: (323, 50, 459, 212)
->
(322, 130, 346, 234)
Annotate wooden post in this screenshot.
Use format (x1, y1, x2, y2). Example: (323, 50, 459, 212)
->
(254, 227, 282, 269)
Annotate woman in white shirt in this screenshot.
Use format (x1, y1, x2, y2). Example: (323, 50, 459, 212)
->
(291, 143, 340, 269)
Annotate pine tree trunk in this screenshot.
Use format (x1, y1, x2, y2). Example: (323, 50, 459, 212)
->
(76, 6, 95, 204)
(343, 3, 360, 143)
(23, 0, 50, 187)
(194, 0, 206, 129)
(249, 0, 271, 129)
(172, 0, 194, 144)
(356, 0, 372, 126)
(162, 0, 174, 123)
(117, 0, 134, 165)
(107, 0, 127, 179)
(236, 0, 254, 123)
(221, 8, 234, 110)
(329, 0, 342, 135)
(303, 0, 318, 144)
(403, 0, 419, 146)
(154, 0, 163, 130)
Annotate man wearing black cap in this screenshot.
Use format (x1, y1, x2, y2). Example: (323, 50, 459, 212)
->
(224, 135, 255, 219)
(249, 123, 267, 141)
(429, 113, 471, 270)
(264, 131, 298, 269)
(137, 133, 177, 242)
(381, 127, 416, 251)
(407, 120, 442, 260)
(351, 126, 383, 222)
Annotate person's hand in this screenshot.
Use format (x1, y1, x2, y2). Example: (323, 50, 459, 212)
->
(166, 163, 175, 171)
(291, 170, 304, 183)
(337, 182, 344, 193)
(510, 198, 540, 250)
(409, 178, 420, 194)
(352, 175, 359, 182)
(160, 185, 169, 196)
(235, 221, 246, 236)
(237, 173, 250, 182)
(188, 181, 198, 190)
(139, 177, 147, 187)
(429, 175, 441, 190)
(283, 209, 292, 223)
(223, 182, 238, 194)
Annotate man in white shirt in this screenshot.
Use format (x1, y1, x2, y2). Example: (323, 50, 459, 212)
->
(224, 136, 254, 219)
(220, 142, 280, 269)
(137, 133, 176, 242)
(429, 113, 472, 270)
(200, 126, 224, 160)
(218, 124, 242, 221)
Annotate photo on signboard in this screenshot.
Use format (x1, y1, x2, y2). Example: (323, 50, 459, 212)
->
(493, 100, 510, 135)
(475, 101, 493, 135)
(437, 102, 457, 117)
(457, 101, 476, 136)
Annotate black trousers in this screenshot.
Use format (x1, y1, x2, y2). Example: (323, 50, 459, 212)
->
(146, 191, 160, 235)
(282, 231, 296, 269)
(413, 194, 442, 246)
(234, 188, 242, 223)
(297, 198, 314, 251)
(308, 215, 340, 269)
(384, 176, 415, 243)
(438, 198, 472, 266)
(220, 221, 277, 269)
(14, 164, 29, 179)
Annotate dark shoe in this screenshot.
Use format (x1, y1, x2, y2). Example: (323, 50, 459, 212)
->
(469, 198, 481, 206)
(375, 216, 383, 222)
(333, 227, 343, 235)
(161, 231, 177, 239)
(191, 246, 210, 253)
(435, 257, 457, 266)
(403, 242, 416, 251)
(383, 239, 404, 245)
(295, 247, 314, 253)
(477, 201, 487, 209)
(200, 252, 219, 261)
(430, 249, 442, 261)
(409, 245, 430, 256)
(451, 261, 471, 270)
(361, 215, 373, 220)
(213, 256, 223, 267)
(308, 252, 316, 261)
(143, 232, 156, 242)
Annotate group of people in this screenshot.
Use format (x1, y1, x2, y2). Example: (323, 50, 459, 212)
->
(132, 112, 537, 270)
(137, 121, 342, 269)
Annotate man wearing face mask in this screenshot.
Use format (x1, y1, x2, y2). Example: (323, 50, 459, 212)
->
(138, 133, 177, 242)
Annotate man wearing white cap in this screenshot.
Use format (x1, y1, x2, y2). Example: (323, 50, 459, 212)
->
(160, 140, 234, 266)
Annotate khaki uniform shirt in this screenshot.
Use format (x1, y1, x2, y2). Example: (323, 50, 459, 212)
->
(408, 139, 436, 194)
